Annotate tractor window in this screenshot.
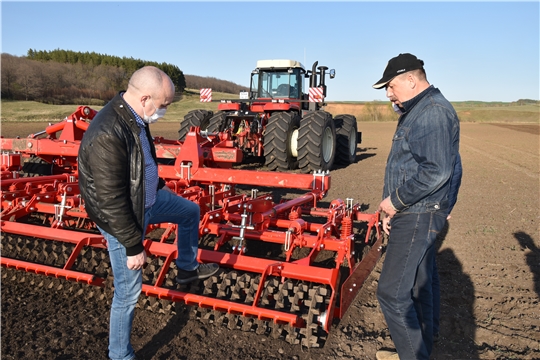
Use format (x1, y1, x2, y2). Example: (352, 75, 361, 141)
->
(250, 73, 259, 99)
(289, 69, 302, 99)
(252, 69, 303, 99)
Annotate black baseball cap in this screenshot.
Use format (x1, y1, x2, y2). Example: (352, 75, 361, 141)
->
(373, 53, 425, 89)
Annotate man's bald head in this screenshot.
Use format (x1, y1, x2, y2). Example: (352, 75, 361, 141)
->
(127, 66, 174, 98)
(123, 66, 175, 120)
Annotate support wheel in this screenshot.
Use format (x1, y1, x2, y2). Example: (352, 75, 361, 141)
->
(297, 111, 336, 173)
(22, 156, 52, 177)
(334, 114, 358, 166)
(178, 109, 213, 141)
(263, 111, 300, 171)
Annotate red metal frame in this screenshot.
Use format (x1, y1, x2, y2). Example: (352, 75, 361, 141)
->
(0, 107, 382, 336)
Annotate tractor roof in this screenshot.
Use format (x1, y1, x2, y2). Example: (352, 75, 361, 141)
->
(256, 59, 305, 71)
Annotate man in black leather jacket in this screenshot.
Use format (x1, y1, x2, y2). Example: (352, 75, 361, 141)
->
(78, 66, 219, 360)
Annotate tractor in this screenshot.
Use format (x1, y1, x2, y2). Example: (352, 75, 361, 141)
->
(178, 60, 360, 173)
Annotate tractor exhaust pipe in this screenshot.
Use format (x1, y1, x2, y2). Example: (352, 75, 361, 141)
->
(310, 61, 318, 88)
(318, 66, 328, 97)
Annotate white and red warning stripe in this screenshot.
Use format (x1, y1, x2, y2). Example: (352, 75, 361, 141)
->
(200, 88, 212, 102)
(309, 87, 324, 102)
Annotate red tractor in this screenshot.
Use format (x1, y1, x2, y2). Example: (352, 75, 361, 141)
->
(178, 60, 360, 173)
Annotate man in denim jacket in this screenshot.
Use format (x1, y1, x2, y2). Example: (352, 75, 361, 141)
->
(373, 53, 460, 360)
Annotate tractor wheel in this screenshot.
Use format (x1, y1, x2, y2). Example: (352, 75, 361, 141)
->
(334, 114, 358, 166)
(297, 110, 336, 173)
(263, 111, 301, 171)
(207, 111, 228, 133)
(178, 109, 213, 141)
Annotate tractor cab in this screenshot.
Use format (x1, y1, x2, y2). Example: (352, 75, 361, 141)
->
(250, 60, 305, 101)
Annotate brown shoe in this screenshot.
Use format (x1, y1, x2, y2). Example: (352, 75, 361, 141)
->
(376, 350, 400, 360)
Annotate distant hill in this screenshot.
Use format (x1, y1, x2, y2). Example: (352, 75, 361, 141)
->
(184, 74, 247, 95)
(0, 49, 244, 105)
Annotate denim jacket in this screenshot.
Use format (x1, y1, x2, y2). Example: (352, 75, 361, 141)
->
(383, 86, 460, 214)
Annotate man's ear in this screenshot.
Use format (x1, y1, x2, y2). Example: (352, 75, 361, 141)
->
(140, 94, 150, 107)
(408, 74, 417, 89)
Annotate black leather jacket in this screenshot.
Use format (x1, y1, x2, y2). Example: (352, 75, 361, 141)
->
(78, 92, 165, 256)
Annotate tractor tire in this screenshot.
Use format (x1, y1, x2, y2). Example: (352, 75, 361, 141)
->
(263, 111, 301, 171)
(297, 110, 336, 173)
(178, 109, 213, 141)
(334, 114, 358, 166)
(207, 111, 228, 134)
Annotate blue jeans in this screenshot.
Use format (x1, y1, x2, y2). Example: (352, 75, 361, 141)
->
(98, 189, 200, 360)
(376, 211, 446, 360)
(432, 259, 440, 336)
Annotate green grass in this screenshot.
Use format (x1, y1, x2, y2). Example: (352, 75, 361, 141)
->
(0, 101, 95, 122)
(452, 103, 539, 123)
(1, 94, 538, 123)
(0, 89, 239, 123)
(164, 89, 235, 120)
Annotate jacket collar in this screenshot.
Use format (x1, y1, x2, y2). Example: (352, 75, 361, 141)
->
(400, 85, 435, 113)
(108, 91, 141, 132)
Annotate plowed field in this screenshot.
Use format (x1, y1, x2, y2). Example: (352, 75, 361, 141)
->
(1, 121, 539, 359)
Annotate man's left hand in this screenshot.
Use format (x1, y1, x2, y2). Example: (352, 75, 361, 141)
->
(378, 196, 397, 218)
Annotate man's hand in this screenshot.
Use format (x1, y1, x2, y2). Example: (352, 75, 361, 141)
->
(382, 214, 391, 235)
(127, 250, 147, 271)
(379, 197, 397, 235)
(378, 196, 397, 218)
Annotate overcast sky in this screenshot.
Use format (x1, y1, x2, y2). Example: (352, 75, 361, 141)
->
(2, 1, 538, 102)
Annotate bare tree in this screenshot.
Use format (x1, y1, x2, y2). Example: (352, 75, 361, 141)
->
(17, 59, 42, 100)
(1, 53, 20, 99)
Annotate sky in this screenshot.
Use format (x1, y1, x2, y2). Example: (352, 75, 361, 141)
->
(1, 1, 538, 102)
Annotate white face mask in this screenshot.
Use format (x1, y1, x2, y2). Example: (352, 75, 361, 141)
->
(142, 98, 166, 124)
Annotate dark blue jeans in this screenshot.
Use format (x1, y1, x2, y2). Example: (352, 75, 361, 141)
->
(432, 258, 440, 336)
(377, 211, 446, 360)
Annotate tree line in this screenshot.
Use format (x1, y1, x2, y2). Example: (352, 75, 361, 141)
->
(184, 75, 246, 95)
(1, 49, 245, 105)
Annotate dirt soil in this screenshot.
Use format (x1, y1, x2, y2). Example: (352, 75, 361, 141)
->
(1, 121, 539, 360)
